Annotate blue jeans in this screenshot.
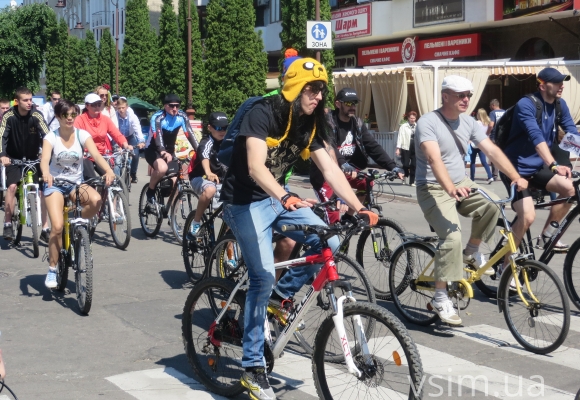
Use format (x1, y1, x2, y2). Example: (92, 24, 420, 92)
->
(127, 136, 141, 176)
(222, 197, 339, 368)
(470, 147, 493, 180)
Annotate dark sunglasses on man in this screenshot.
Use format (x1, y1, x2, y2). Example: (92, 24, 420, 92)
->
(341, 101, 358, 107)
(167, 103, 180, 109)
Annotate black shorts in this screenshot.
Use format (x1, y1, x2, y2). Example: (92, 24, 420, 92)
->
(4, 163, 42, 189)
(144, 149, 179, 174)
(500, 165, 555, 202)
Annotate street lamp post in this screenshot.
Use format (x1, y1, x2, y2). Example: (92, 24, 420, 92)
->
(186, 0, 195, 120)
(111, 0, 120, 95)
(315, 0, 320, 62)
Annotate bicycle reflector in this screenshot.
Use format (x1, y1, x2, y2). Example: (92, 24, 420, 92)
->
(393, 351, 402, 366)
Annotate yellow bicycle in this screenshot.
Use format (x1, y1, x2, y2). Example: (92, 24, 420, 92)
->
(389, 186, 570, 354)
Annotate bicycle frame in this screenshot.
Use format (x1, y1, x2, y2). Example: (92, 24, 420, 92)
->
(1, 161, 42, 227)
(210, 246, 367, 378)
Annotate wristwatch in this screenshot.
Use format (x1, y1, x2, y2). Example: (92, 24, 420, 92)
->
(549, 161, 559, 173)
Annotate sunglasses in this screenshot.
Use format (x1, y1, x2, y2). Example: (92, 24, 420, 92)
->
(61, 112, 78, 119)
(89, 102, 103, 108)
(167, 103, 180, 109)
(211, 125, 228, 131)
(98, 93, 108, 98)
(448, 92, 473, 100)
(341, 101, 358, 107)
(304, 83, 327, 96)
(51, 97, 61, 101)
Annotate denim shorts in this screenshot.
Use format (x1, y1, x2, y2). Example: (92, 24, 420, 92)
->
(190, 176, 216, 195)
(44, 182, 75, 197)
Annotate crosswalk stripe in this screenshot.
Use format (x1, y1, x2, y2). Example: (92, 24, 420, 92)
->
(416, 343, 576, 399)
(106, 367, 229, 400)
(451, 324, 580, 371)
(536, 313, 580, 333)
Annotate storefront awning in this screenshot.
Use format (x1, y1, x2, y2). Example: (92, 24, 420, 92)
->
(488, 65, 538, 75)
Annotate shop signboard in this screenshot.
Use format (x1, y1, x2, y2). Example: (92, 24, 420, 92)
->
(358, 33, 480, 66)
(335, 54, 357, 68)
(331, 5, 371, 40)
(497, 0, 579, 20)
(414, 0, 464, 27)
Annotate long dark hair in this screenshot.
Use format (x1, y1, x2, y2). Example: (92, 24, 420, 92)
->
(265, 86, 331, 149)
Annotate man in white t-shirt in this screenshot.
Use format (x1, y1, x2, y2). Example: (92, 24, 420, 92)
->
(41, 91, 61, 132)
(415, 76, 527, 325)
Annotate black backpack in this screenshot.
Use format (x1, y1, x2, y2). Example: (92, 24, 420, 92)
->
(495, 94, 561, 149)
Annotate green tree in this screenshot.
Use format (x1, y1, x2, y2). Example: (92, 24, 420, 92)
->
(120, 0, 159, 104)
(64, 35, 87, 103)
(97, 28, 116, 92)
(158, 0, 186, 104)
(204, 0, 267, 117)
(45, 18, 69, 96)
(0, 4, 57, 98)
(81, 30, 99, 92)
(279, 0, 335, 104)
(178, 0, 206, 117)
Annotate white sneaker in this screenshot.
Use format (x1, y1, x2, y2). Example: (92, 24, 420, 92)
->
(430, 298, 462, 325)
(45, 268, 57, 289)
(463, 252, 494, 276)
(487, 178, 494, 184)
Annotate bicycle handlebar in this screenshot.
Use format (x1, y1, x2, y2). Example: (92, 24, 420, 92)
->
(473, 184, 517, 205)
(53, 176, 104, 187)
(281, 217, 368, 236)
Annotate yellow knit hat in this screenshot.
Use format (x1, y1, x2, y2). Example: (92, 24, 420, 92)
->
(281, 58, 328, 102)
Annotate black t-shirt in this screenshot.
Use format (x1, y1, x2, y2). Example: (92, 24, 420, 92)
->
(188, 135, 227, 179)
(220, 101, 325, 205)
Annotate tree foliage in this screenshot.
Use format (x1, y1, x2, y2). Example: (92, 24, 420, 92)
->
(45, 18, 68, 97)
(204, 0, 267, 117)
(279, 0, 335, 104)
(64, 35, 87, 103)
(0, 4, 57, 98)
(158, 0, 186, 104)
(120, 0, 159, 104)
(97, 28, 116, 93)
(82, 30, 99, 93)
(178, 0, 206, 117)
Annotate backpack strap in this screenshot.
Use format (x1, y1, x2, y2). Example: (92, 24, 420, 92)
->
(526, 94, 543, 126)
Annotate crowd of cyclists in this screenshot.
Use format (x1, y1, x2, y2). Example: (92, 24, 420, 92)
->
(0, 58, 578, 399)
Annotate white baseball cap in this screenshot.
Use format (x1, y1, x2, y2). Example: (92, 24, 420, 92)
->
(84, 93, 101, 104)
(441, 75, 474, 93)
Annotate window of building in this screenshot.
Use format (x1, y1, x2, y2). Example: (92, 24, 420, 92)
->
(270, 0, 280, 23)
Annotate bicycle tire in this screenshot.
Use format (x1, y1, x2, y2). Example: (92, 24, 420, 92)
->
(390, 241, 438, 326)
(138, 183, 163, 237)
(475, 218, 527, 298)
(499, 259, 570, 354)
(28, 192, 39, 258)
(170, 188, 199, 245)
(182, 210, 209, 283)
(563, 237, 580, 311)
(312, 302, 424, 400)
(56, 249, 69, 292)
(207, 234, 245, 280)
(356, 217, 406, 300)
(75, 227, 93, 315)
(182, 277, 246, 397)
(121, 165, 131, 193)
(109, 191, 131, 250)
(11, 193, 23, 245)
(116, 174, 129, 200)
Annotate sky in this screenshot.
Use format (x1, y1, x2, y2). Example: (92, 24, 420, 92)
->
(0, 0, 13, 9)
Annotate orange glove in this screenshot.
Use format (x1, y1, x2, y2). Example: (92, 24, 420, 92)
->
(358, 208, 379, 225)
(281, 192, 303, 211)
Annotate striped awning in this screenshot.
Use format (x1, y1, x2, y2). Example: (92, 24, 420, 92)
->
(334, 66, 406, 78)
(489, 65, 538, 75)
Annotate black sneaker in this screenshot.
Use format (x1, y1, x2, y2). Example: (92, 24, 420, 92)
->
(3, 224, 13, 240)
(131, 175, 138, 183)
(40, 228, 51, 243)
(240, 368, 276, 400)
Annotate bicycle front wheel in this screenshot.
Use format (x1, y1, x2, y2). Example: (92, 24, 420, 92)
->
(312, 302, 424, 400)
(170, 188, 199, 245)
(563, 237, 580, 311)
(11, 193, 23, 245)
(500, 260, 570, 354)
(208, 234, 245, 280)
(390, 241, 439, 326)
(109, 191, 131, 250)
(74, 227, 94, 315)
(28, 192, 39, 258)
(138, 184, 163, 237)
(182, 277, 246, 397)
(356, 218, 406, 300)
(182, 210, 209, 283)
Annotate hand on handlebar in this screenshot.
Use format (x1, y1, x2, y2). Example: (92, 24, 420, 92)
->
(103, 169, 116, 187)
(0, 156, 11, 166)
(335, 199, 349, 213)
(554, 165, 571, 178)
(357, 209, 379, 226)
(206, 172, 220, 184)
(448, 186, 472, 201)
(511, 177, 528, 192)
(137, 143, 145, 149)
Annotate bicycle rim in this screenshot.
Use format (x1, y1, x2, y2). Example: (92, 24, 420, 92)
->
(182, 278, 246, 397)
(138, 184, 162, 237)
(182, 210, 210, 283)
(171, 189, 199, 245)
(356, 218, 406, 300)
(75, 228, 93, 315)
(56, 250, 69, 292)
(501, 260, 570, 354)
(109, 191, 131, 250)
(28, 192, 39, 258)
(312, 302, 423, 400)
(564, 238, 580, 311)
(390, 242, 438, 326)
(209, 235, 245, 280)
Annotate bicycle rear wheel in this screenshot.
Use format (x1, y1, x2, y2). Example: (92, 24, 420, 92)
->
(499, 259, 570, 354)
(109, 191, 131, 250)
(11, 193, 23, 245)
(138, 184, 163, 237)
(28, 192, 39, 258)
(74, 227, 94, 315)
(170, 188, 199, 245)
(182, 277, 246, 397)
(182, 210, 209, 283)
(563, 237, 580, 311)
(312, 302, 424, 400)
(356, 218, 406, 300)
(390, 242, 439, 326)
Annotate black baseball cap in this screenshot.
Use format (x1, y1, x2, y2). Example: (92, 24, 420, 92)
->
(163, 93, 181, 104)
(209, 112, 229, 128)
(336, 87, 359, 102)
(537, 67, 570, 84)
